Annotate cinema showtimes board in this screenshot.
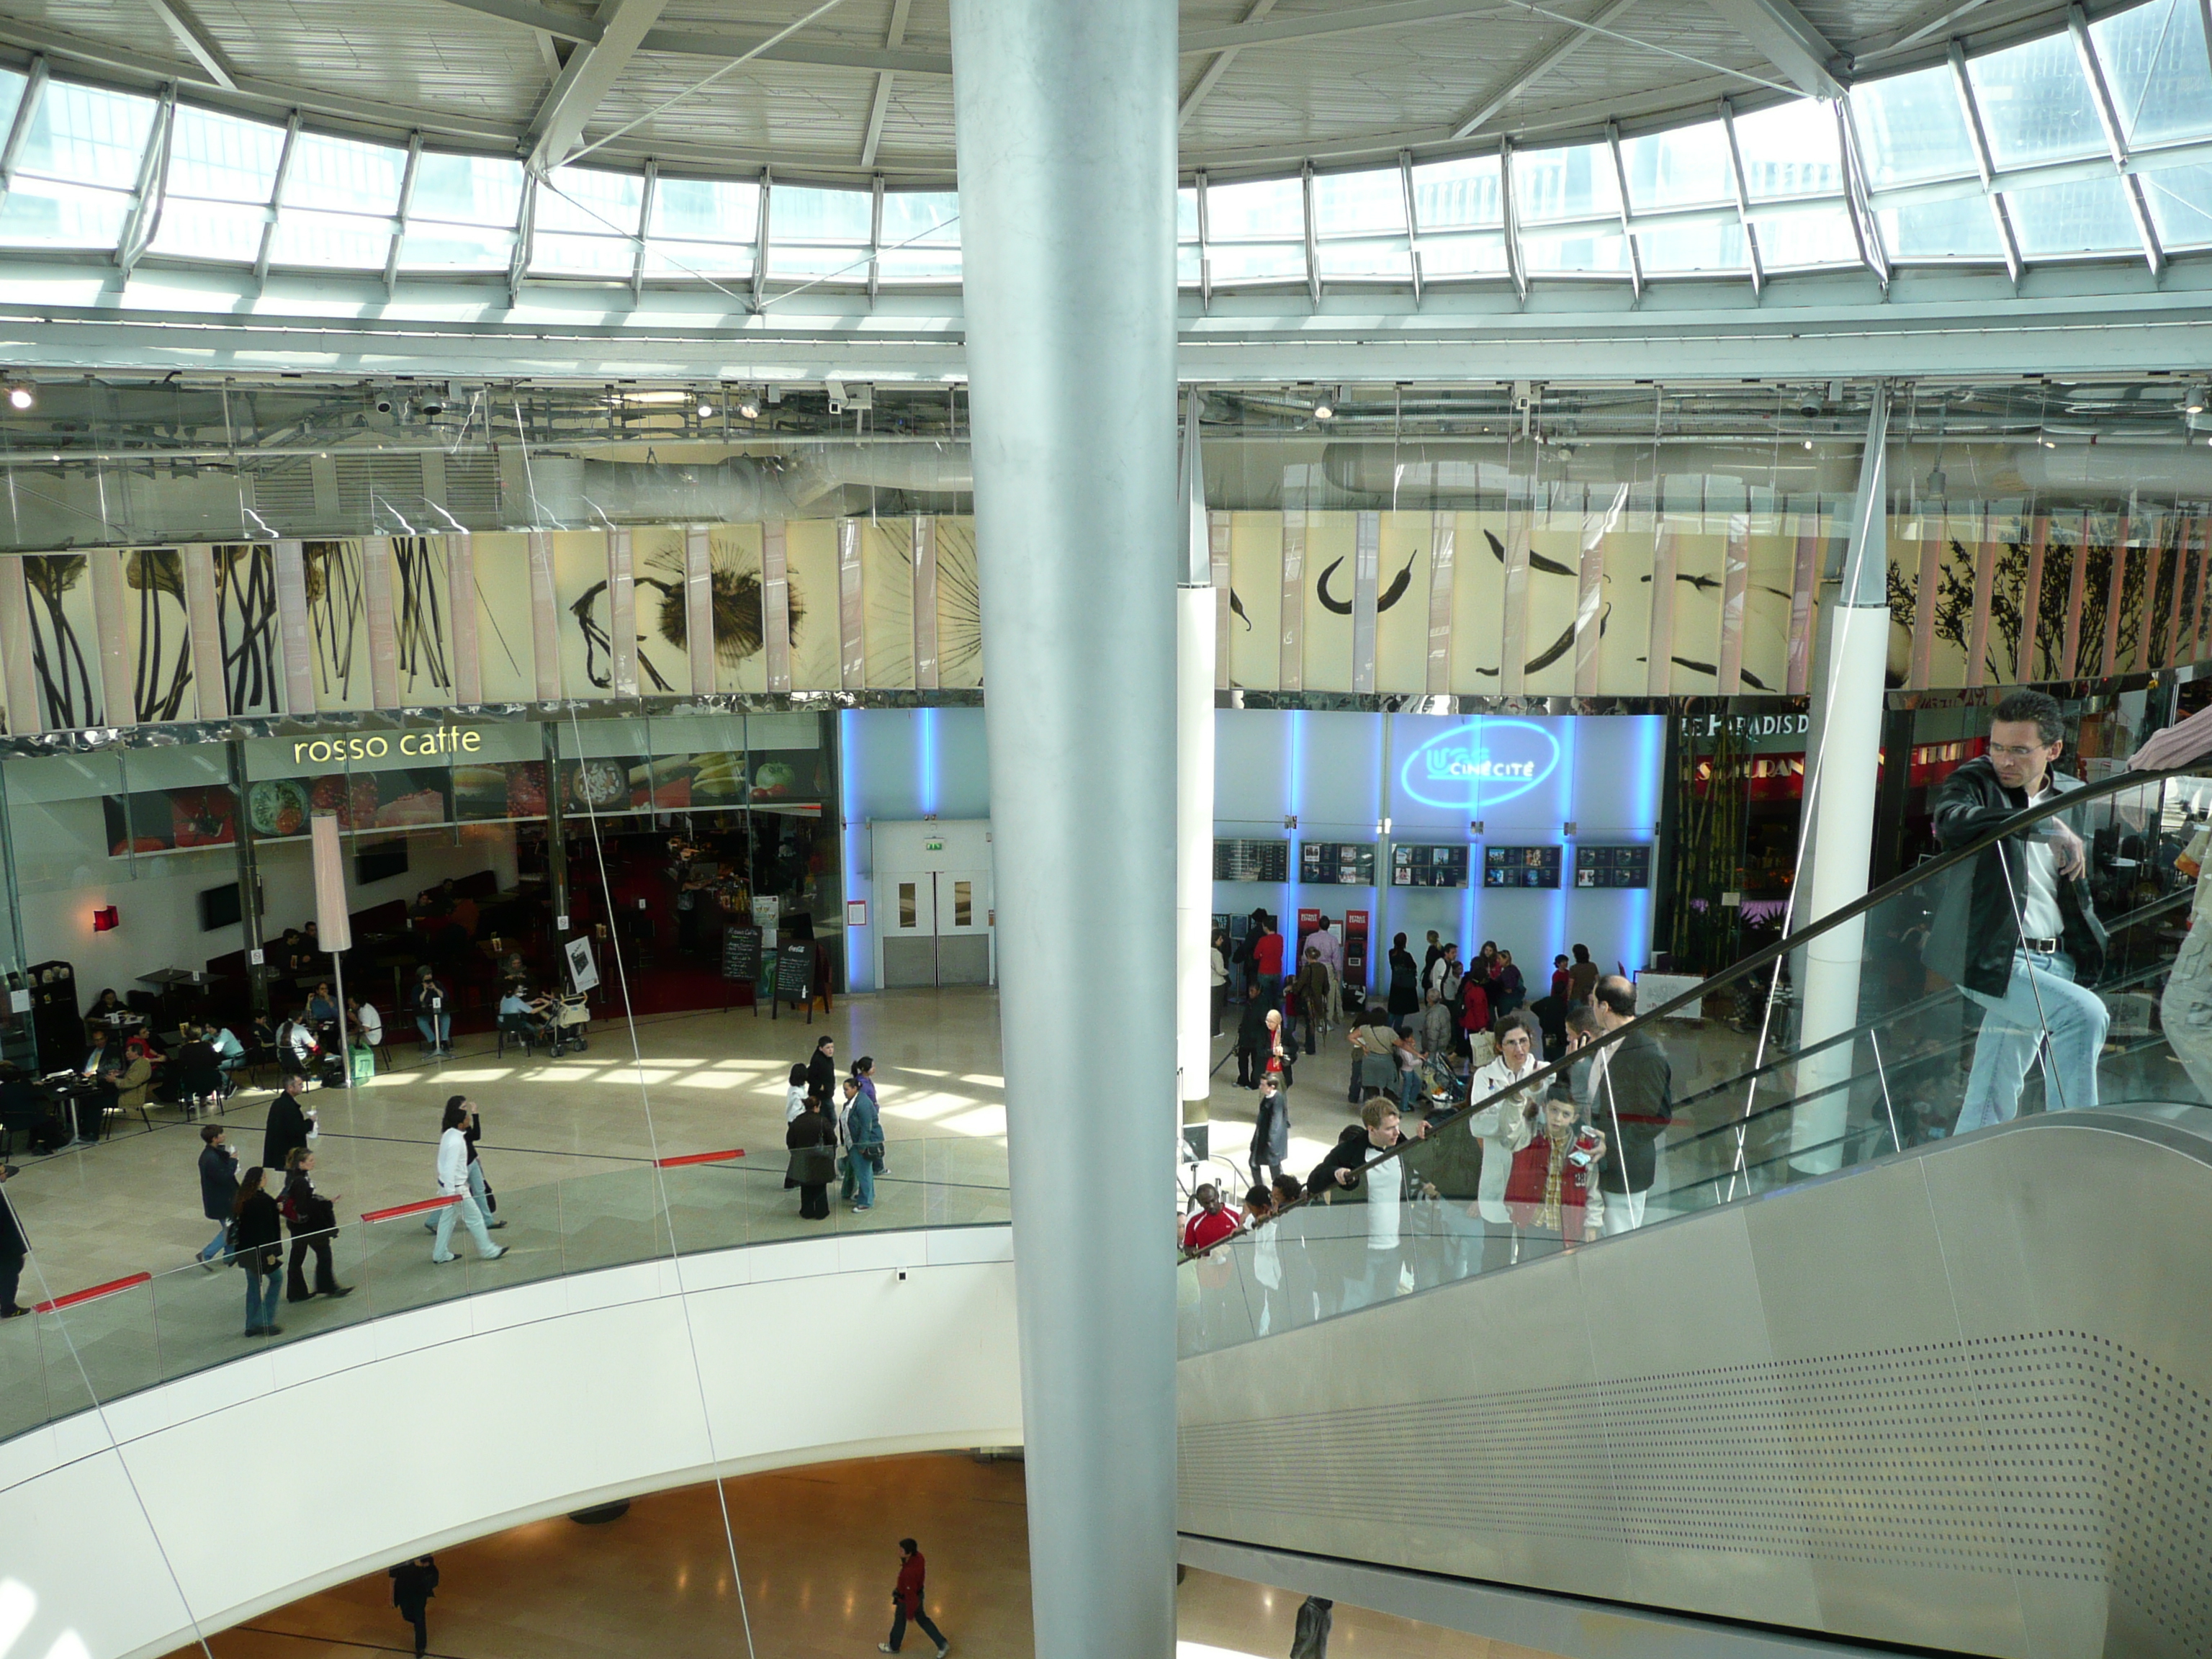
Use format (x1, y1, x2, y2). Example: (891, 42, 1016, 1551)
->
(1214, 838, 1290, 883)
(1391, 845, 1470, 888)
(1300, 841, 1376, 886)
(1574, 845, 1653, 889)
(1483, 845, 1563, 889)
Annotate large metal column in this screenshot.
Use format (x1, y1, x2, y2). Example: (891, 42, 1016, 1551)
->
(948, 6, 1181, 1659)
(1179, 391, 1218, 1140)
(1791, 386, 1892, 1174)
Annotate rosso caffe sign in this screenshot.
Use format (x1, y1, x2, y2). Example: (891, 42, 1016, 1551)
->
(292, 724, 487, 764)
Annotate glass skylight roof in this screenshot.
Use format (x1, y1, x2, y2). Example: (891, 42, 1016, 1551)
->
(0, 0, 2206, 297)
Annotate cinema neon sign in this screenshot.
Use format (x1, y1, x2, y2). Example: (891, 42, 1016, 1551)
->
(1400, 720, 1561, 809)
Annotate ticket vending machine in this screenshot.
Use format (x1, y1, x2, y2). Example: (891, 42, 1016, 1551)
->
(870, 820, 995, 989)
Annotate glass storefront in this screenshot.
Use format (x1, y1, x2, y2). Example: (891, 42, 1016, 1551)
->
(0, 705, 840, 1069)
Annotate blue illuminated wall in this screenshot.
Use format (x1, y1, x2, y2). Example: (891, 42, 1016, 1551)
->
(1216, 710, 1663, 992)
(835, 705, 1662, 995)
(837, 707, 991, 990)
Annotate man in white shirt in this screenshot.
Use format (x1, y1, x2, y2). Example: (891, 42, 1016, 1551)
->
(431, 1097, 507, 1264)
(1305, 918, 1343, 1036)
(1930, 691, 2108, 1133)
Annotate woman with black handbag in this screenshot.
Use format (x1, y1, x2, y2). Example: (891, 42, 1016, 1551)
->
(232, 1168, 286, 1337)
(785, 1092, 836, 1220)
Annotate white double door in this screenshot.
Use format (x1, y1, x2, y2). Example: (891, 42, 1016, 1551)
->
(872, 820, 995, 989)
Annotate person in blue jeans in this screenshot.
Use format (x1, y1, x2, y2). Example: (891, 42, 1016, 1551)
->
(412, 966, 452, 1056)
(1927, 690, 2109, 1132)
(842, 1074, 884, 1210)
(231, 1168, 286, 1336)
(197, 1124, 238, 1267)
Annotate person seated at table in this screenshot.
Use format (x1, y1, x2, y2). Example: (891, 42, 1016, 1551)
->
(496, 981, 533, 1048)
(172, 1027, 226, 1110)
(413, 967, 453, 1056)
(208, 1022, 248, 1076)
(87, 988, 123, 1025)
(275, 1006, 323, 1081)
(347, 997, 383, 1052)
(289, 927, 320, 975)
(413, 878, 457, 919)
(0, 1063, 60, 1146)
(306, 982, 339, 1026)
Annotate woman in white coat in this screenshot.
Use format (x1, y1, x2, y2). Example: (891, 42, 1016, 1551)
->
(431, 1098, 507, 1264)
(1465, 1015, 1546, 1274)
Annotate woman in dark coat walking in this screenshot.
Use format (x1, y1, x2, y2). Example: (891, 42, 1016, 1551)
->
(389, 1556, 439, 1658)
(232, 1168, 285, 1336)
(1386, 933, 1422, 1027)
(785, 1094, 835, 1220)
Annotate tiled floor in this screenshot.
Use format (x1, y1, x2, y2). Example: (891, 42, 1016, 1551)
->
(1, 986, 1772, 1442)
(163, 1452, 1564, 1659)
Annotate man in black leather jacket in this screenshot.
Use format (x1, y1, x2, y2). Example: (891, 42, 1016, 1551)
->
(1925, 689, 2108, 1130)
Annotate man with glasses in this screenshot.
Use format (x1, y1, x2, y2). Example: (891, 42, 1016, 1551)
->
(1928, 690, 2108, 1132)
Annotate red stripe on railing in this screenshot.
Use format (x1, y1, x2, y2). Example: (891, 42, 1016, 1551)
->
(32, 1272, 152, 1314)
(361, 1195, 460, 1223)
(655, 1148, 745, 1168)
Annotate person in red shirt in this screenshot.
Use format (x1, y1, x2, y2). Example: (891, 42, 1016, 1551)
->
(1251, 914, 1287, 1004)
(1458, 969, 1493, 1065)
(1182, 1183, 1243, 1252)
(880, 1538, 950, 1657)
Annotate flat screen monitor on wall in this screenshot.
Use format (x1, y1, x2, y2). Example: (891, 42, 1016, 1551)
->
(199, 884, 243, 932)
(355, 840, 410, 886)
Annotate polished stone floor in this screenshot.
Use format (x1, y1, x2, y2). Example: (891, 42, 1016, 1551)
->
(1, 984, 1772, 1441)
(164, 1452, 1565, 1659)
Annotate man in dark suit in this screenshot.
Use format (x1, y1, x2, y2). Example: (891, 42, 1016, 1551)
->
(262, 1075, 314, 1174)
(388, 1555, 439, 1657)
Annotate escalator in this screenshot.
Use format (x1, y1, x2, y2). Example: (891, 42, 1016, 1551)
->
(1175, 763, 2212, 1659)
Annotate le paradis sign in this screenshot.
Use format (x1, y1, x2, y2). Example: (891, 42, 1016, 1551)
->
(291, 724, 487, 764)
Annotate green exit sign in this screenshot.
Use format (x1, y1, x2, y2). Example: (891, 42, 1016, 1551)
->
(925, 837, 944, 851)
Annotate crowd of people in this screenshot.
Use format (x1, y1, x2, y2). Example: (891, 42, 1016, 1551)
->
(1188, 917, 1675, 1334)
(783, 1035, 886, 1218)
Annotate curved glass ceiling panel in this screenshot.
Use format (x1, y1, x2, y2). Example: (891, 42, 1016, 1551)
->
(1967, 31, 2107, 168)
(0, 177, 131, 248)
(1178, 186, 1199, 239)
(642, 238, 755, 279)
(539, 166, 642, 236)
(768, 240, 870, 280)
(1622, 122, 1735, 212)
(268, 207, 392, 269)
(1876, 194, 2005, 259)
(1416, 230, 1509, 276)
(168, 107, 283, 204)
(1411, 154, 1502, 229)
(0, 69, 23, 142)
(17, 81, 155, 191)
(1316, 237, 1412, 278)
(1513, 143, 1620, 222)
(1746, 203, 1861, 268)
(2002, 176, 2143, 256)
(149, 197, 268, 261)
(651, 176, 759, 240)
(531, 230, 636, 276)
(2092, 0, 2212, 150)
(412, 153, 524, 228)
(287, 130, 404, 217)
(1208, 240, 1307, 282)
(1850, 63, 1977, 187)
(1635, 220, 1749, 273)
(398, 228, 513, 272)
(1519, 223, 1630, 274)
(1730, 100, 1844, 199)
(770, 184, 871, 243)
(878, 246, 962, 281)
(2136, 159, 2212, 248)
(879, 190, 958, 246)
(1208, 175, 1303, 239)
(1312, 168, 1404, 234)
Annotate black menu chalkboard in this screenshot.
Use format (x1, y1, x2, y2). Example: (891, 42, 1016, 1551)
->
(721, 926, 763, 982)
(776, 940, 814, 1004)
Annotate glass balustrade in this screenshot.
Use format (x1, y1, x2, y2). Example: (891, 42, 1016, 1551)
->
(0, 1133, 1008, 1444)
(1178, 762, 2212, 1356)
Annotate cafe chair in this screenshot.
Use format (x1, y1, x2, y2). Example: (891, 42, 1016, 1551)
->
(495, 1011, 536, 1058)
(109, 1056, 157, 1133)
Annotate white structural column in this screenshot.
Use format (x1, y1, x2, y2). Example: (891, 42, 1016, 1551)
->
(1791, 386, 1892, 1175)
(1179, 391, 1218, 1129)
(949, 5, 1181, 1659)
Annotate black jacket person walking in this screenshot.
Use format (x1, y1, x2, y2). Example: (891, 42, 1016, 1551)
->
(390, 1556, 439, 1657)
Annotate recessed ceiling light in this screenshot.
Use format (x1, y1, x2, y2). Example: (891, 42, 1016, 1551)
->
(697, 400, 715, 418)
(6, 384, 34, 411)
(737, 399, 760, 420)
(1312, 402, 1334, 421)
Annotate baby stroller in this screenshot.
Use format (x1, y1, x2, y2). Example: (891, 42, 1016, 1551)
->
(542, 993, 591, 1056)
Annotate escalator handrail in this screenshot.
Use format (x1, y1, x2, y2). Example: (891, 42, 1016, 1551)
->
(1184, 760, 2200, 1262)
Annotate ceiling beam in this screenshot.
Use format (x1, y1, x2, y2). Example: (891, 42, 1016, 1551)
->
(527, 0, 670, 173)
(1181, 0, 1502, 53)
(1699, 0, 1847, 97)
(859, 0, 909, 168)
(1180, 0, 1276, 130)
(1449, 0, 1641, 138)
(140, 0, 237, 90)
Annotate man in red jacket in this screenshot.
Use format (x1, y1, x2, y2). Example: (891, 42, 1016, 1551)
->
(880, 1538, 950, 1658)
